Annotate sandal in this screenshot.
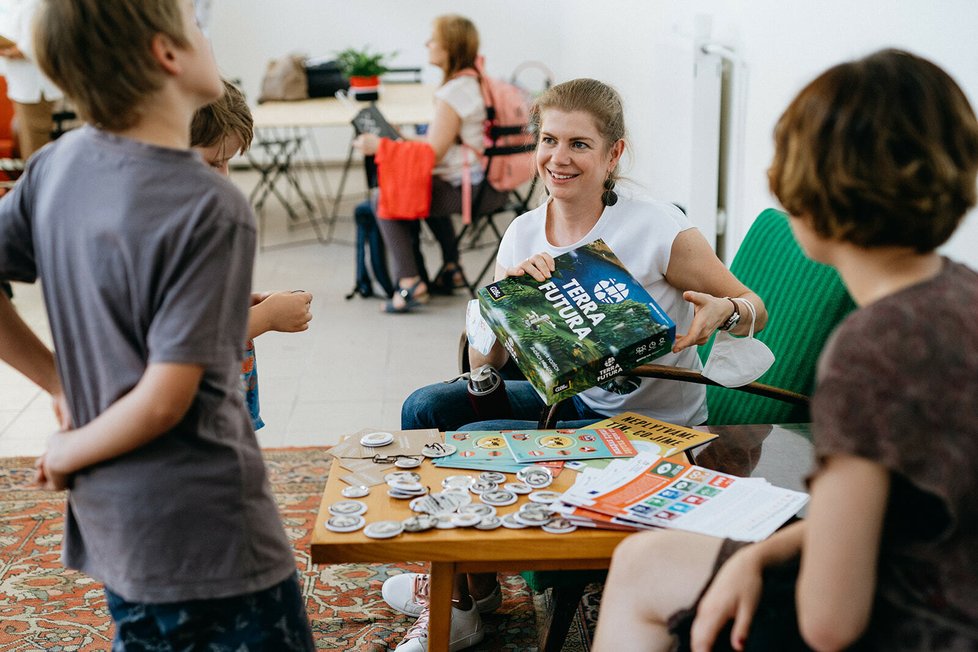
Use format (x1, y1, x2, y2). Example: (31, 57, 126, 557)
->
(384, 280, 428, 313)
(429, 265, 467, 295)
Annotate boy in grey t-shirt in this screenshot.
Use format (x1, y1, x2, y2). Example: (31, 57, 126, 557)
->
(0, 1, 312, 648)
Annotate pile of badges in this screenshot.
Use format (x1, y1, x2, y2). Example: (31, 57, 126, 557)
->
(326, 465, 577, 537)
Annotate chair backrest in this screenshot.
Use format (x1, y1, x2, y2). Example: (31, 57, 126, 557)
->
(0, 76, 18, 159)
(698, 208, 856, 425)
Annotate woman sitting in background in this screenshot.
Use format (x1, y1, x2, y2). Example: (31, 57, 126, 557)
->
(593, 49, 978, 652)
(355, 14, 507, 312)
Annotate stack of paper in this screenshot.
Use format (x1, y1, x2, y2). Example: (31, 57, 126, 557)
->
(553, 451, 808, 542)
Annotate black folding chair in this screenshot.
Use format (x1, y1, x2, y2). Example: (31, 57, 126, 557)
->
(246, 127, 327, 248)
(446, 124, 538, 296)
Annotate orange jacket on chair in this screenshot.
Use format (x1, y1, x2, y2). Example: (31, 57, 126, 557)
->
(375, 137, 435, 220)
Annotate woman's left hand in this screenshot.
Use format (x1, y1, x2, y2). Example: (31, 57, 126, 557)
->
(690, 546, 764, 652)
(673, 290, 734, 353)
(353, 133, 380, 155)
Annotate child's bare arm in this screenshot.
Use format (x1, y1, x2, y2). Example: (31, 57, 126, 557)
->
(38, 362, 204, 489)
(247, 290, 312, 338)
(0, 292, 70, 428)
(796, 455, 888, 650)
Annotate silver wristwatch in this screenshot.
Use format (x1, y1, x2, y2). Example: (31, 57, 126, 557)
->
(718, 298, 741, 331)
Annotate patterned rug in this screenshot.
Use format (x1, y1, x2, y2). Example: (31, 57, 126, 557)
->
(0, 448, 595, 651)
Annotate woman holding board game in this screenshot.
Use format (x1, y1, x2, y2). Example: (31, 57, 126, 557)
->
(403, 77, 767, 433)
(391, 78, 768, 651)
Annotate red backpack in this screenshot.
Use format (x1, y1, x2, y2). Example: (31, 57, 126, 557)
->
(456, 62, 535, 192)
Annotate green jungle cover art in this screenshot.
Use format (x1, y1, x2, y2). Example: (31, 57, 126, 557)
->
(478, 239, 676, 404)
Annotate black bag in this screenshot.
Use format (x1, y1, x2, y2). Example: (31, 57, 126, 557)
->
(305, 60, 349, 98)
(347, 196, 395, 300)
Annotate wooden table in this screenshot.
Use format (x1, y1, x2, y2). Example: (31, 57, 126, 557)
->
(311, 423, 813, 650)
(248, 84, 435, 245)
(251, 83, 435, 130)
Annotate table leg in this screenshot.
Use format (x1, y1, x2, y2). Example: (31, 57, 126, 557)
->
(427, 561, 456, 652)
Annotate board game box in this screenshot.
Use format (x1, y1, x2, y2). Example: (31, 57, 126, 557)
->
(478, 239, 675, 404)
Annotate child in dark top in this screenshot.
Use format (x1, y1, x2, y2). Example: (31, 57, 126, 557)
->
(0, 1, 313, 648)
(592, 49, 978, 652)
(191, 79, 313, 430)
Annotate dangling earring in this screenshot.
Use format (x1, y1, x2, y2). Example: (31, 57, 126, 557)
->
(601, 176, 618, 207)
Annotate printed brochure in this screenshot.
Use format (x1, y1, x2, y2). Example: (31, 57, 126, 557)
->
(555, 451, 808, 542)
(566, 412, 719, 471)
(500, 427, 637, 463)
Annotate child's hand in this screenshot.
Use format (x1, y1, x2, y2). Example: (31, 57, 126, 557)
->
(690, 545, 764, 652)
(34, 434, 72, 491)
(251, 290, 313, 335)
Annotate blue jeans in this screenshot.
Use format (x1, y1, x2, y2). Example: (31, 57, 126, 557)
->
(401, 378, 606, 431)
(105, 574, 314, 652)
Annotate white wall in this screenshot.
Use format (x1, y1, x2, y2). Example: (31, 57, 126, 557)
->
(209, 0, 978, 268)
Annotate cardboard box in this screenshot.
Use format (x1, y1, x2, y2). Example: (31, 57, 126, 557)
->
(478, 239, 675, 404)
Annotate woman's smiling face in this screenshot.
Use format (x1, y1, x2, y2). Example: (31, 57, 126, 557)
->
(536, 108, 622, 205)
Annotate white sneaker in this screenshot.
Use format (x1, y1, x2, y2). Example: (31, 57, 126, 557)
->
(394, 601, 485, 652)
(382, 573, 503, 617)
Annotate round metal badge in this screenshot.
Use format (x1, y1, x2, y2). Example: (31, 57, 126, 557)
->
(480, 490, 518, 507)
(501, 513, 528, 529)
(528, 490, 563, 505)
(542, 517, 578, 534)
(421, 442, 457, 458)
(441, 475, 475, 491)
(385, 471, 422, 485)
(513, 510, 554, 526)
(458, 503, 497, 518)
(468, 479, 498, 495)
(328, 500, 367, 516)
(402, 514, 436, 533)
(516, 466, 553, 488)
(503, 482, 532, 495)
(394, 456, 423, 469)
(364, 520, 405, 539)
(474, 515, 503, 530)
(360, 431, 395, 447)
(478, 471, 507, 484)
(325, 514, 366, 533)
(450, 512, 481, 528)
(341, 484, 370, 499)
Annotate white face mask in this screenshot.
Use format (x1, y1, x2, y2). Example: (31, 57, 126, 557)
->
(701, 298, 775, 388)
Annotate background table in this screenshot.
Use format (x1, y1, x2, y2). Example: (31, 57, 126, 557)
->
(311, 423, 813, 651)
(248, 84, 435, 245)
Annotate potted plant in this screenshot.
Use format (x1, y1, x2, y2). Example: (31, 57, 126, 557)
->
(335, 46, 395, 101)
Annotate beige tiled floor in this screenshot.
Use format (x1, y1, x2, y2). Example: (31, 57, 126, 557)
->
(0, 163, 513, 456)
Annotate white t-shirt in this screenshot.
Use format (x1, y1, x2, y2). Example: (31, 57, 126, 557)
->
(0, 0, 62, 103)
(496, 193, 709, 426)
(433, 75, 485, 186)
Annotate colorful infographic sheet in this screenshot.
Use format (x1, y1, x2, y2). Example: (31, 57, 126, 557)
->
(556, 451, 809, 542)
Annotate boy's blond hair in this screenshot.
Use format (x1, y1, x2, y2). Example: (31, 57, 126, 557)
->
(191, 80, 254, 152)
(34, 0, 189, 131)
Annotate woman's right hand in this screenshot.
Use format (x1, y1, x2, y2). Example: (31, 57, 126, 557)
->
(504, 252, 555, 282)
(353, 133, 380, 155)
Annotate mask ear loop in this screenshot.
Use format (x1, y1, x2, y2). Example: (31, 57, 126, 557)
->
(730, 298, 757, 337)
